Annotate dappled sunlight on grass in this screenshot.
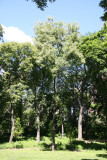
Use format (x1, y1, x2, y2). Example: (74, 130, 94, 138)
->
(0, 136, 107, 152)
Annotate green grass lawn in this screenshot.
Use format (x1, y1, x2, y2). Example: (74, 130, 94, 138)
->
(0, 149, 107, 160)
(0, 137, 107, 160)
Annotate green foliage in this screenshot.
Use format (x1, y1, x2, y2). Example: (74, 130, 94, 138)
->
(14, 141, 23, 148)
(0, 137, 107, 152)
(66, 140, 107, 151)
(0, 19, 107, 146)
(76, 144, 83, 151)
(13, 118, 23, 140)
(26, 0, 56, 10)
(99, 0, 107, 21)
(0, 24, 3, 42)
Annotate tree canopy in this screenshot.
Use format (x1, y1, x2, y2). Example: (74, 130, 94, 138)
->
(99, 0, 107, 21)
(26, 0, 56, 10)
(26, 0, 107, 21)
(0, 19, 107, 150)
(0, 24, 3, 42)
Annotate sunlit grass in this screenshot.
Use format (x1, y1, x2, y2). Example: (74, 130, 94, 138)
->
(0, 136, 107, 151)
(0, 137, 107, 160)
(0, 149, 107, 160)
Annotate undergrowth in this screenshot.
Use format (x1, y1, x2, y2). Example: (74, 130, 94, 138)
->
(0, 136, 107, 151)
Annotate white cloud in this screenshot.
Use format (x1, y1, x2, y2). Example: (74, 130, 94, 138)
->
(2, 25, 33, 44)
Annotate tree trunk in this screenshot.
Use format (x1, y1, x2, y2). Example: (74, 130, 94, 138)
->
(78, 103, 83, 141)
(52, 77, 56, 151)
(36, 71, 44, 142)
(9, 103, 15, 143)
(85, 110, 89, 139)
(36, 104, 41, 142)
(106, 114, 107, 139)
(62, 123, 64, 138)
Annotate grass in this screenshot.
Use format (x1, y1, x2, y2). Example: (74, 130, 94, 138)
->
(0, 136, 107, 160)
(0, 136, 107, 151)
(0, 149, 107, 160)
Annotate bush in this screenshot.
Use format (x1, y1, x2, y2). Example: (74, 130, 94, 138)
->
(13, 118, 23, 140)
(76, 144, 83, 151)
(14, 142, 23, 149)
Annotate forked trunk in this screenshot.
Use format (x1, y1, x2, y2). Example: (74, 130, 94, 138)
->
(9, 103, 14, 143)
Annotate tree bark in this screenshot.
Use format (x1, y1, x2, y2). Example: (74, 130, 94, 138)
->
(36, 104, 41, 142)
(52, 77, 56, 151)
(78, 102, 83, 141)
(9, 102, 15, 143)
(62, 123, 64, 138)
(106, 114, 107, 139)
(36, 71, 44, 142)
(85, 110, 89, 139)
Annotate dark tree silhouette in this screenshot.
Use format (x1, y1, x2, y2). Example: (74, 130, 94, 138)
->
(26, 0, 56, 10)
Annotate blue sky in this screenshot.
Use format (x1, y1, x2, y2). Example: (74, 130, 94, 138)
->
(0, 0, 104, 43)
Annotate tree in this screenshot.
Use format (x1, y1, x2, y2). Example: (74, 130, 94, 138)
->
(99, 0, 107, 21)
(81, 22, 107, 138)
(0, 42, 33, 142)
(33, 18, 84, 150)
(0, 42, 21, 142)
(0, 24, 3, 42)
(27, 0, 106, 21)
(26, 0, 56, 10)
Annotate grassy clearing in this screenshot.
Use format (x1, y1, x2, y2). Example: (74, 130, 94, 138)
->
(0, 149, 107, 160)
(0, 136, 69, 150)
(0, 136, 107, 160)
(0, 136, 107, 151)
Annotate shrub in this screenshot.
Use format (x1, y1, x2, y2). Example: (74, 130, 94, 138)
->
(14, 142, 23, 149)
(13, 118, 23, 140)
(76, 144, 83, 151)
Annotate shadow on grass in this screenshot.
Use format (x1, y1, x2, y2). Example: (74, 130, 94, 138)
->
(39, 142, 65, 151)
(39, 142, 51, 151)
(96, 154, 107, 159)
(38, 140, 107, 151)
(66, 140, 107, 151)
(81, 159, 99, 160)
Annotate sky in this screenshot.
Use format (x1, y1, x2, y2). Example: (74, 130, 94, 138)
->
(0, 0, 104, 43)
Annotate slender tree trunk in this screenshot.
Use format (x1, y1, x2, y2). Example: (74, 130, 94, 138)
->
(78, 102, 83, 141)
(36, 71, 44, 142)
(9, 102, 15, 143)
(85, 110, 89, 139)
(106, 114, 107, 139)
(36, 104, 41, 142)
(52, 77, 56, 151)
(62, 123, 64, 138)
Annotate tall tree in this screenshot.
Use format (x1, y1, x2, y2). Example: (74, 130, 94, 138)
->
(81, 22, 107, 137)
(34, 18, 84, 150)
(0, 42, 21, 142)
(0, 42, 33, 142)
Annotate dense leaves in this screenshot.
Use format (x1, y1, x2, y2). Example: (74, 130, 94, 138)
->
(26, 0, 107, 21)
(0, 24, 3, 42)
(26, 0, 56, 10)
(99, 0, 107, 21)
(0, 20, 107, 150)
